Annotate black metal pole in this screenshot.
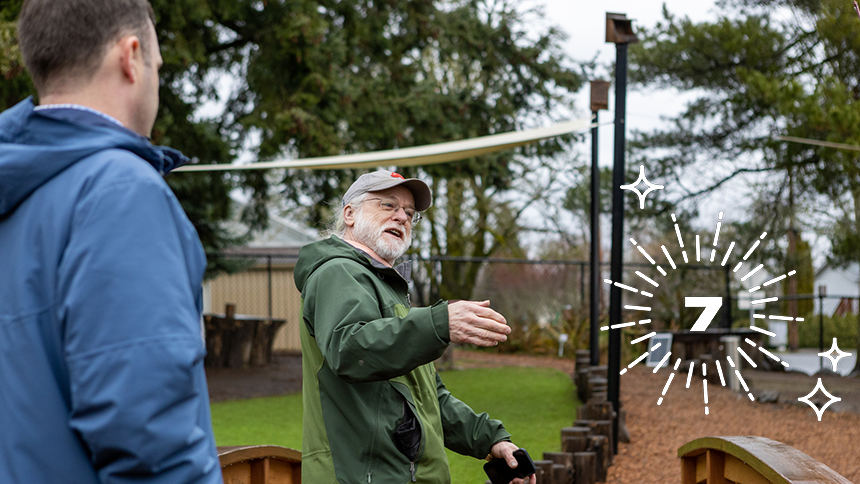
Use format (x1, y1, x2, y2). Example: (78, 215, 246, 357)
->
(590, 116, 601, 366)
(607, 42, 628, 456)
(819, 290, 825, 373)
(724, 263, 732, 329)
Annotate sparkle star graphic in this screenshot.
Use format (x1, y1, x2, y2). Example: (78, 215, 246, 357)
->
(621, 165, 664, 209)
(819, 337, 852, 372)
(798, 378, 841, 421)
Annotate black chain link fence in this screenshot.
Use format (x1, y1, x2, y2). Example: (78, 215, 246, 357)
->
(204, 252, 858, 375)
(735, 293, 858, 376)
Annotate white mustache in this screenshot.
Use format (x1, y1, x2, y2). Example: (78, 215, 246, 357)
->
(382, 225, 407, 234)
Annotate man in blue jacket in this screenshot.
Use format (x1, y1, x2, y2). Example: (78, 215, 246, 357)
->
(0, 1, 222, 483)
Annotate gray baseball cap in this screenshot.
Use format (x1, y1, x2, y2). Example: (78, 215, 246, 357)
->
(342, 170, 432, 211)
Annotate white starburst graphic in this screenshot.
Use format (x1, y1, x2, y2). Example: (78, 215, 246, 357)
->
(798, 378, 841, 421)
(819, 337, 852, 372)
(620, 165, 664, 209)
(602, 209, 824, 415)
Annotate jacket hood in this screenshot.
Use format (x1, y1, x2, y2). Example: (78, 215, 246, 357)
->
(0, 98, 188, 216)
(295, 236, 413, 293)
(294, 236, 375, 293)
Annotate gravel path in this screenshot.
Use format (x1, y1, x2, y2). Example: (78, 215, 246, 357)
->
(206, 351, 302, 402)
(606, 366, 860, 483)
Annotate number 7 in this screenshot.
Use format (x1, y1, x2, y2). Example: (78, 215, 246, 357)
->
(686, 297, 723, 331)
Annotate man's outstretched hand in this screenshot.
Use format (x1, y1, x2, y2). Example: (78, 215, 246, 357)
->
(490, 441, 537, 484)
(448, 300, 510, 347)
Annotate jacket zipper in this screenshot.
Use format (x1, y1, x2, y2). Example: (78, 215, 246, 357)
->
(406, 292, 411, 306)
(408, 396, 423, 483)
(366, 384, 386, 484)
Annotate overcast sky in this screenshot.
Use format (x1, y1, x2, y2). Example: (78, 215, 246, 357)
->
(531, 0, 723, 191)
(531, 1, 816, 249)
(534, 0, 719, 168)
(524, 1, 835, 265)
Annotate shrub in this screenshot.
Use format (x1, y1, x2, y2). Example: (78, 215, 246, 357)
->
(797, 314, 858, 349)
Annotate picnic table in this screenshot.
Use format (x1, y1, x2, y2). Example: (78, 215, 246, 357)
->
(670, 329, 766, 369)
(204, 304, 286, 368)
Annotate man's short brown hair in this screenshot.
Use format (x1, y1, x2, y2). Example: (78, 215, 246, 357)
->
(17, 0, 156, 95)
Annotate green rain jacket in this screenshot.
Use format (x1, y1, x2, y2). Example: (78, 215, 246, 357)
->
(294, 236, 511, 484)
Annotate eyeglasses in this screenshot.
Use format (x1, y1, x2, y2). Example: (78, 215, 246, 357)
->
(362, 197, 422, 225)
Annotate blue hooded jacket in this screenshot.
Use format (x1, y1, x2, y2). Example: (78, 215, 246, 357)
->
(0, 99, 222, 483)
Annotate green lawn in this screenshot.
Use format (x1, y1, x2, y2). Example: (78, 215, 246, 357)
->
(210, 366, 579, 484)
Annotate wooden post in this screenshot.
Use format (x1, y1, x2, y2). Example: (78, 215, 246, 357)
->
(589, 377, 608, 393)
(561, 427, 591, 440)
(577, 369, 591, 402)
(534, 460, 555, 484)
(563, 437, 590, 454)
(576, 350, 591, 375)
(573, 452, 597, 484)
(594, 420, 614, 461)
(249, 458, 269, 484)
(578, 401, 614, 421)
(544, 452, 575, 484)
(224, 303, 247, 368)
(680, 456, 697, 484)
(588, 435, 607, 482)
(707, 449, 726, 484)
(552, 464, 569, 484)
(543, 452, 575, 469)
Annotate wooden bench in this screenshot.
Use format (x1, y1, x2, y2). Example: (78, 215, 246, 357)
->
(218, 445, 301, 484)
(678, 436, 850, 484)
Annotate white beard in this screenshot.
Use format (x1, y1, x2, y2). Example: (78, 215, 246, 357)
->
(353, 212, 412, 262)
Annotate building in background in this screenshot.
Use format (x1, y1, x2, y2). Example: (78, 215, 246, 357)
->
(814, 262, 859, 316)
(203, 203, 317, 352)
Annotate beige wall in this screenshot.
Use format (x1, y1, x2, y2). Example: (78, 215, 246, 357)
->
(208, 264, 303, 351)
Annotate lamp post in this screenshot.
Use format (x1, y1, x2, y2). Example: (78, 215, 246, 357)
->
(589, 80, 610, 367)
(605, 12, 638, 455)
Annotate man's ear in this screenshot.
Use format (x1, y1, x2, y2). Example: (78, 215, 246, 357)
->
(118, 35, 143, 83)
(343, 205, 357, 227)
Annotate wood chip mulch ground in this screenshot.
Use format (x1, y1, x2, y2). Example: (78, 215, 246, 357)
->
(606, 366, 860, 483)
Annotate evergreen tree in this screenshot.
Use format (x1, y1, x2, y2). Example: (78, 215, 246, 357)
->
(628, 0, 860, 364)
(1, 0, 582, 297)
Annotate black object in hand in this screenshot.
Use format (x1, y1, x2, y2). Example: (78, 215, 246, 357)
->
(483, 448, 536, 484)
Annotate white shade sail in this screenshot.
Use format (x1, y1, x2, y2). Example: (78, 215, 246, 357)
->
(174, 117, 595, 172)
(777, 135, 860, 152)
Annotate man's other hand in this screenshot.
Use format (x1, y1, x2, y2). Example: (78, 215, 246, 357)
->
(490, 441, 537, 484)
(447, 300, 510, 346)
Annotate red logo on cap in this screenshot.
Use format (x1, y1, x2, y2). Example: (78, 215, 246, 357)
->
(391, 172, 405, 179)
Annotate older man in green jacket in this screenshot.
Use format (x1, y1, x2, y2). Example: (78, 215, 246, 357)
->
(294, 170, 535, 484)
